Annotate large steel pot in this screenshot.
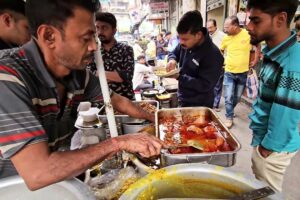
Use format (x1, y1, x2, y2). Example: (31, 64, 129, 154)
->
(120, 164, 282, 200)
(0, 176, 96, 200)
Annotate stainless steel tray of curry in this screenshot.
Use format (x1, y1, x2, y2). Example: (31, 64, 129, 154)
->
(156, 107, 241, 167)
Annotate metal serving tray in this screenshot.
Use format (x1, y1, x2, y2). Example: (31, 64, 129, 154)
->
(155, 107, 241, 167)
(97, 100, 159, 124)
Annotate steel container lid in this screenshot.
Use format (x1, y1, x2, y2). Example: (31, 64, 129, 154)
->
(0, 176, 96, 200)
(120, 163, 282, 200)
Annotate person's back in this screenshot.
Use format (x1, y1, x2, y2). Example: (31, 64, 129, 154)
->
(132, 55, 152, 90)
(133, 41, 143, 60)
(146, 38, 156, 60)
(0, 0, 30, 50)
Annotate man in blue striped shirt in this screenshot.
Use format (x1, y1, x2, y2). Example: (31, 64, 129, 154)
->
(247, 0, 300, 192)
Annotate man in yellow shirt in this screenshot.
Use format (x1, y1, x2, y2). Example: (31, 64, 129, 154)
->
(221, 16, 252, 128)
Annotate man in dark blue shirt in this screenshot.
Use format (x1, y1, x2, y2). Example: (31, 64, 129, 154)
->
(167, 10, 224, 107)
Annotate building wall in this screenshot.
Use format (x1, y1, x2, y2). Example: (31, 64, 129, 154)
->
(182, 0, 196, 14)
(169, 0, 178, 34)
(207, 6, 224, 31)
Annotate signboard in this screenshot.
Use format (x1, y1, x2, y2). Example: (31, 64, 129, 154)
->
(150, 2, 169, 13)
(207, 0, 224, 11)
(228, 0, 238, 16)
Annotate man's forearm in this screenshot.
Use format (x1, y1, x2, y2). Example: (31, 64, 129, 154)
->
(12, 139, 119, 191)
(112, 93, 154, 122)
(46, 139, 119, 182)
(105, 71, 123, 82)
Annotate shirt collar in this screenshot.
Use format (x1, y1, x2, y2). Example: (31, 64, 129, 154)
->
(262, 31, 297, 62)
(210, 29, 219, 37)
(0, 38, 18, 50)
(101, 39, 119, 53)
(190, 29, 213, 52)
(23, 39, 80, 90)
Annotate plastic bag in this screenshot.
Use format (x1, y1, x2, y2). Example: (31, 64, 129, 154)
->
(89, 166, 141, 200)
(246, 68, 259, 99)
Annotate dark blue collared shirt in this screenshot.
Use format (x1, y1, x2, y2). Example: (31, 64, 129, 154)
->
(168, 31, 224, 107)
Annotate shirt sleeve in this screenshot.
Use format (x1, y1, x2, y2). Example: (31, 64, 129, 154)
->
(117, 46, 134, 83)
(135, 64, 152, 74)
(220, 36, 227, 51)
(0, 67, 48, 159)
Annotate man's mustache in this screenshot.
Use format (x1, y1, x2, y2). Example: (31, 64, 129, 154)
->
(98, 35, 106, 39)
(83, 53, 94, 60)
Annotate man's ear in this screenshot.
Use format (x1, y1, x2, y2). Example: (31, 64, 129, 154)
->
(196, 31, 203, 40)
(36, 25, 56, 48)
(276, 12, 288, 28)
(1, 13, 14, 28)
(113, 28, 117, 36)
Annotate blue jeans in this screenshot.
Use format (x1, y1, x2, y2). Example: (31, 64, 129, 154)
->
(223, 71, 248, 119)
(213, 69, 224, 108)
(157, 54, 165, 60)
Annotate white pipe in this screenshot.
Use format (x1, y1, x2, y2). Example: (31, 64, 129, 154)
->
(95, 38, 118, 138)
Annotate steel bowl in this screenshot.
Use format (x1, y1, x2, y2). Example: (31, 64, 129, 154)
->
(0, 176, 96, 200)
(119, 163, 282, 200)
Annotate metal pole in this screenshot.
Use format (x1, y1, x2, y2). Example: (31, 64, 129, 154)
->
(95, 38, 118, 138)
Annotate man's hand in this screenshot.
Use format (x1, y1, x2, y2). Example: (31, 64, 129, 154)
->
(169, 73, 180, 79)
(166, 60, 177, 72)
(113, 132, 166, 158)
(250, 60, 258, 68)
(105, 71, 123, 83)
(258, 145, 273, 158)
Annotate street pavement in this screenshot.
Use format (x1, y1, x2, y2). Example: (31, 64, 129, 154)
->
(215, 98, 300, 200)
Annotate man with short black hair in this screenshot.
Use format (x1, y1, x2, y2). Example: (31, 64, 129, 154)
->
(247, 0, 300, 192)
(167, 10, 223, 107)
(0, 0, 30, 50)
(0, 0, 165, 190)
(95, 12, 135, 99)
